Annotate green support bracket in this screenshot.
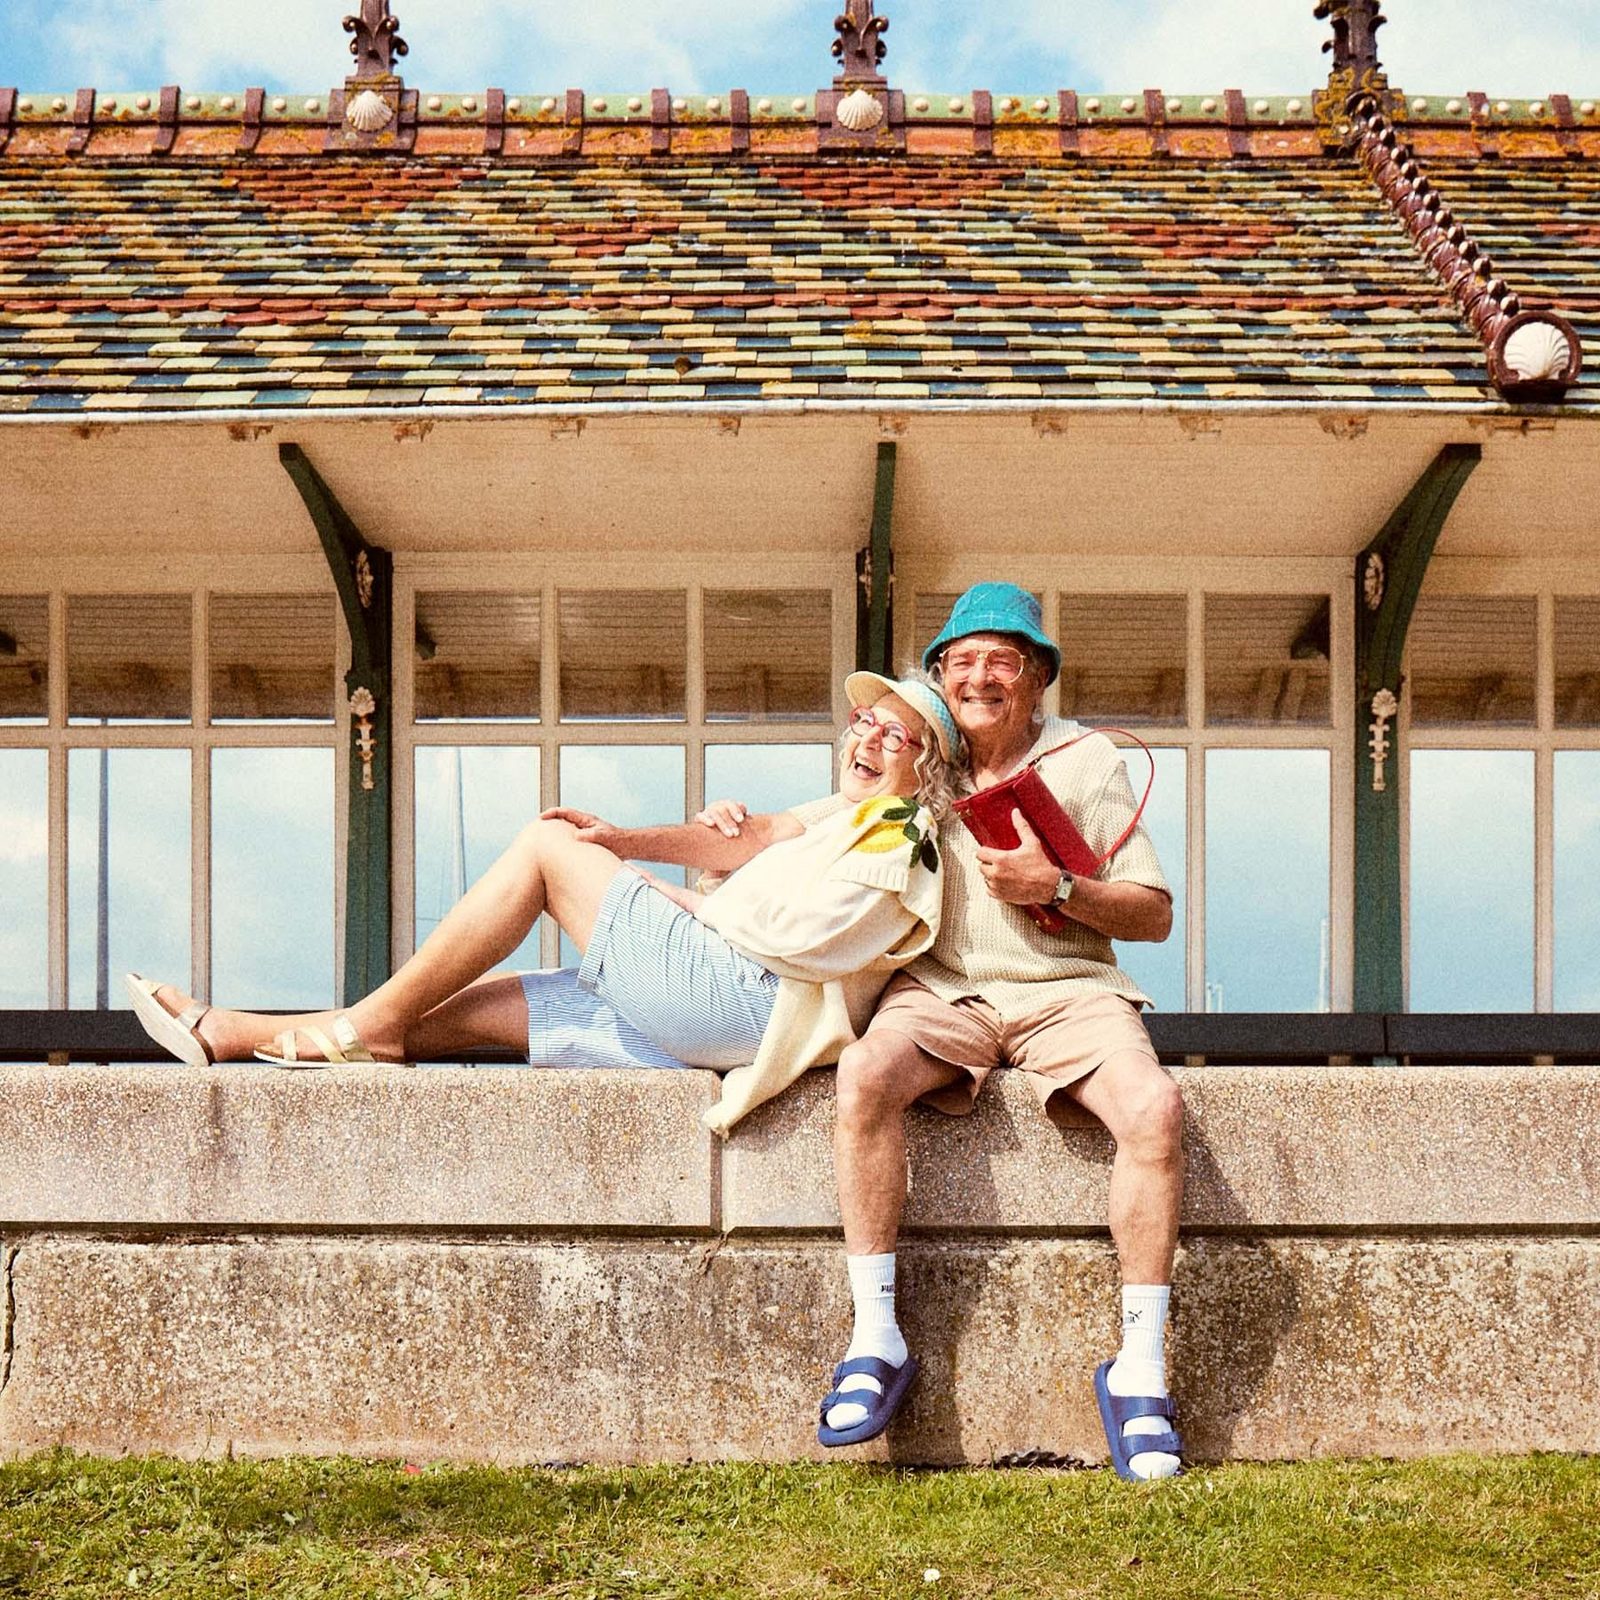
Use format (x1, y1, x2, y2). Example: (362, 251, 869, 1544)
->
(855, 441, 896, 673)
(1352, 443, 1481, 1013)
(279, 442, 394, 1005)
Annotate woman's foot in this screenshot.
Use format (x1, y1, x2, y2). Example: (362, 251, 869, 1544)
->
(254, 1011, 404, 1069)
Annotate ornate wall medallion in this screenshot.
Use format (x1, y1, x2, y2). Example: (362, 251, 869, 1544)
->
(1363, 551, 1386, 611)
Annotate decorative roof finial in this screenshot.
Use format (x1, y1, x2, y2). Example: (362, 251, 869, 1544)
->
(833, 0, 888, 87)
(344, 0, 408, 83)
(1315, 0, 1387, 92)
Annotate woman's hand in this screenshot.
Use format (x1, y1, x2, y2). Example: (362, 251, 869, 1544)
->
(634, 867, 706, 916)
(696, 799, 749, 839)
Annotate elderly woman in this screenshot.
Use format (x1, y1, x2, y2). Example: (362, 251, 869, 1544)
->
(127, 670, 963, 1135)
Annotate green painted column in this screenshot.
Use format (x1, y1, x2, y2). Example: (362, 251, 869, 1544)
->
(279, 443, 394, 1004)
(1352, 443, 1481, 1012)
(855, 442, 896, 674)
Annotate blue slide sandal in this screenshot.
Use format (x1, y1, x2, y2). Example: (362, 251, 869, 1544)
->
(1093, 1359, 1184, 1481)
(816, 1355, 920, 1448)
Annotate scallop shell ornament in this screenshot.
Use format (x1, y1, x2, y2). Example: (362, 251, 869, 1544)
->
(1502, 318, 1574, 382)
(346, 88, 394, 133)
(836, 87, 886, 132)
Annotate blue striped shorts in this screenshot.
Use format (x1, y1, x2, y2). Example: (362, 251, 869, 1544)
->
(520, 867, 778, 1070)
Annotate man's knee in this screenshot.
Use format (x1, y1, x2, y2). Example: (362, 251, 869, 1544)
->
(836, 1033, 925, 1124)
(1098, 1056, 1185, 1160)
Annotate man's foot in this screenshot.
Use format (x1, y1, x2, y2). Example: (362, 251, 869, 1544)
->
(817, 1355, 920, 1448)
(1096, 1358, 1183, 1481)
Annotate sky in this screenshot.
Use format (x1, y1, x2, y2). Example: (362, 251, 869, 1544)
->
(4, 0, 1600, 99)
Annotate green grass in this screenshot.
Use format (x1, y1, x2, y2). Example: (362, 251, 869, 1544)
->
(0, 1453, 1596, 1599)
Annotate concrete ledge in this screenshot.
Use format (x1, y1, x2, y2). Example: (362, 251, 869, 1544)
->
(0, 1067, 718, 1229)
(723, 1066, 1600, 1230)
(4, 1064, 1597, 1232)
(3, 1235, 1597, 1464)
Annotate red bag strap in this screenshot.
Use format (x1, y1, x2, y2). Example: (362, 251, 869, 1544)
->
(1026, 726, 1157, 872)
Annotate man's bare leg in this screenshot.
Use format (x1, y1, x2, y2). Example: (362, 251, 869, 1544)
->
(150, 820, 623, 1061)
(823, 1030, 964, 1434)
(1066, 1049, 1186, 1479)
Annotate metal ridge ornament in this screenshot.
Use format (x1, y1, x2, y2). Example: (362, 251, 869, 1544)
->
(833, 0, 889, 86)
(1345, 89, 1583, 402)
(344, 0, 408, 82)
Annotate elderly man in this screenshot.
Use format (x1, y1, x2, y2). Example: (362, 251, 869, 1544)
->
(816, 582, 1183, 1481)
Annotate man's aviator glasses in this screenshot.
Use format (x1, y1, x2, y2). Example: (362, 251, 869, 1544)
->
(939, 644, 1027, 683)
(848, 705, 923, 753)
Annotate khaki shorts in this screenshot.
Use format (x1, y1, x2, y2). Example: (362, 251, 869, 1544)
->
(865, 972, 1160, 1116)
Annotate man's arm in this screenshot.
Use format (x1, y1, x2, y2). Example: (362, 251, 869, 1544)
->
(974, 810, 1173, 943)
(539, 806, 803, 873)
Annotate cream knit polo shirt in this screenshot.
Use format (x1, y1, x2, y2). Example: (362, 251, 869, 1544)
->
(909, 717, 1170, 1018)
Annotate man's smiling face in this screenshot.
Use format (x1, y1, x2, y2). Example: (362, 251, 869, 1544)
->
(937, 631, 1046, 752)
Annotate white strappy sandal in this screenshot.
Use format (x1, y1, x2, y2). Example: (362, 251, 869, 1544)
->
(124, 974, 216, 1068)
(253, 1013, 385, 1070)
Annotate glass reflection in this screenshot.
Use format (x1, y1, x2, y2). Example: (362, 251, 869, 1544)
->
(704, 744, 836, 818)
(1408, 595, 1537, 727)
(1555, 752, 1600, 1011)
(68, 594, 192, 724)
(1204, 595, 1330, 726)
(415, 746, 543, 974)
(1205, 750, 1330, 1011)
(1114, 746, 1186, 1012)
(0, 596, 48, 724)
(558, 745, 685, 965)
(0, 750, 48, 1007)
(68, 748, 190, 1007)
(416, 592, 541, 723)
(1409, 750, 1533, 1011)
(704, 590, 832, 722)
(1555, 598, 1600, 730)
(559, 590, 686, 722)
(1059, 596, 1186, 726)
(212, 749, 334, 1007)
(209, 594, 335, 724)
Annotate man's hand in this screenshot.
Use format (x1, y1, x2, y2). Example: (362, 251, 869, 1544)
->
(975, 810, 1061, 906)
(539, 806, 624, 853)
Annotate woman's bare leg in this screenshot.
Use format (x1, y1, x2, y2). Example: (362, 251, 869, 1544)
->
(152, 819, 624, 1061)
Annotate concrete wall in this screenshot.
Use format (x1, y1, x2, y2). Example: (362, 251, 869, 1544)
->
(1, 1064, 1597, 1465)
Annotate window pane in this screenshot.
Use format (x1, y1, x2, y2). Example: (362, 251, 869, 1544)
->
(415, 747, 542, 974)
(1409, 750, 1533, 1011)
(0, 595, 48, 724)
(212, 749, 335, 1007)
(0, 750, 48, 1007)
(1555, 597, 1600, 730)
(1555, 752, 1600, 1011)
(416, 592, 541, 723)
(1204, 595, 1330, 726)
(209, 594, 335, 723)
(704, 590, 832, 722)
(68, 748, 190, 1007)
(1114, 746, 1186, 1011)
(1408, 595, 1536, 728)
(558, 745, 685, 964)
(1205, 750, 1330, 1011)
(1059, 595, 1186, 725)
(68, 594, 192, 723)
(705, 743, 837, 817)
(559, 590, 685, 722)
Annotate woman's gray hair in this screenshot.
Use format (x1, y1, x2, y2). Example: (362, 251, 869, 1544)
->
(841, 666, 968, 822)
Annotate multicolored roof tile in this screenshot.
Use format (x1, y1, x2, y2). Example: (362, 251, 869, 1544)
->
(0, 87, 1596, 414)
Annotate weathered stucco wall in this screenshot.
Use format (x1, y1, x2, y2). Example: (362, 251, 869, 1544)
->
(1, 1065, 1596, 1465)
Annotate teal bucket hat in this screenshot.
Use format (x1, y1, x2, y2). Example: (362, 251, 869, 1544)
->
(922, 582, 1062, 685)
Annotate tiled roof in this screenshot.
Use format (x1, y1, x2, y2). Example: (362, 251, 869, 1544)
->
(1, 119, 1596, 413)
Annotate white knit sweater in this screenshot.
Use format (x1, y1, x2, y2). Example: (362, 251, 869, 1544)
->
(694, 793, 943, 1134)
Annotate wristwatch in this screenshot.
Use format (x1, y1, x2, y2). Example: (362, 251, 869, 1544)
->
(1052, 870, 1076, 907)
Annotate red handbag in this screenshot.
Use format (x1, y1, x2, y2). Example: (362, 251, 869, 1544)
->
(951, 728, 1156, 933)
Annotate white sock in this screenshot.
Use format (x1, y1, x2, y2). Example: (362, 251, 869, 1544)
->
(1106, 1285, 1181, 1481)
(825, 1253, 908, 1431)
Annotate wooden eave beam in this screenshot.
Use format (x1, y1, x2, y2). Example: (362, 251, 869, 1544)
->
(1352, 442, 1481, 1015)
(855, 441, 896, 674)
(279, 442, 393, 1004)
